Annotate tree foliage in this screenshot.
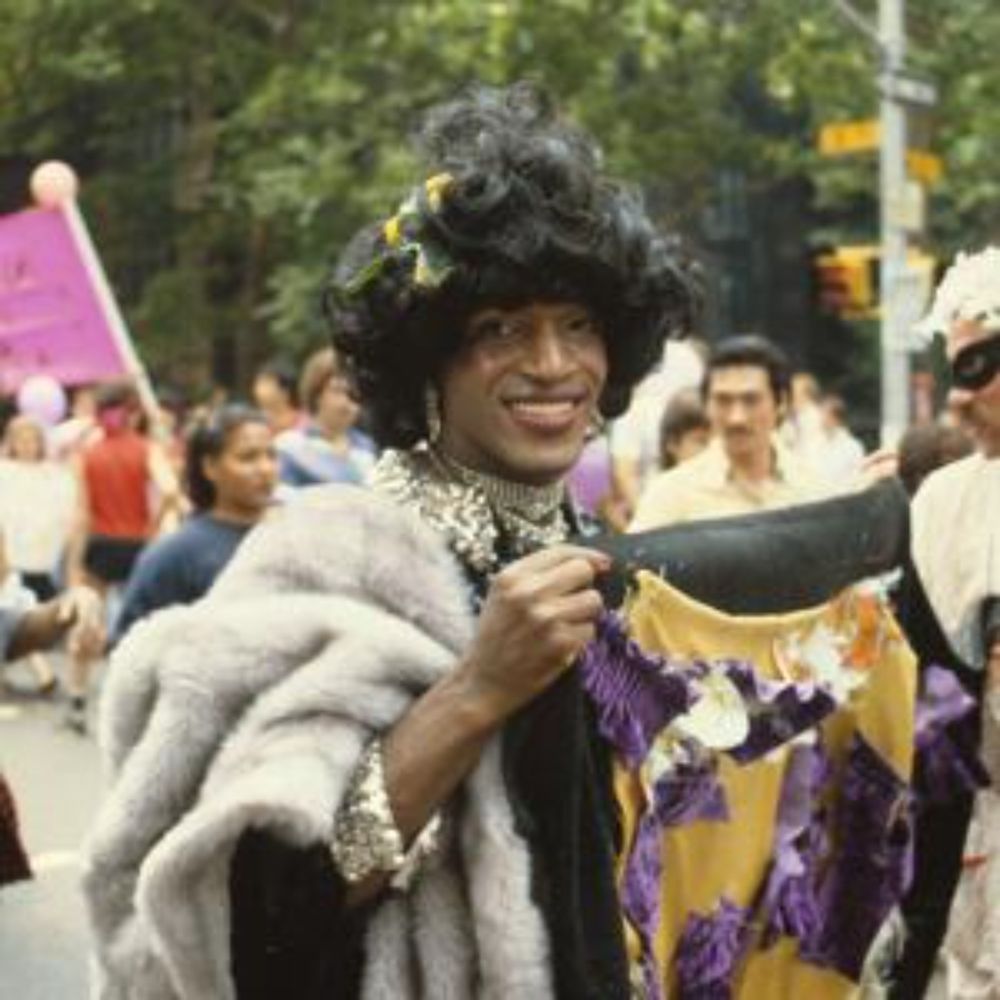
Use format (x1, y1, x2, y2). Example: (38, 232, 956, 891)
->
(1, 0, 996, 395)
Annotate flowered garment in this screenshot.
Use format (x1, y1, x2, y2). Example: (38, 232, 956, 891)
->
(585, 571, 916, 999)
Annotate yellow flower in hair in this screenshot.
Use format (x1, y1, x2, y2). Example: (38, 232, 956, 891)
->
(413, 251, 433, 288)
(383, 214, 403, 248)
(424, 172, 453, 213)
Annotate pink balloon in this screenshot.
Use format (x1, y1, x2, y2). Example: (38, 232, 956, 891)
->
(17, 375, 67, 427)
(30, 161, 79, 208)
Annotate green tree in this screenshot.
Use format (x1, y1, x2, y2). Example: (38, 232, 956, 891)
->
(2, 0, 997, 398)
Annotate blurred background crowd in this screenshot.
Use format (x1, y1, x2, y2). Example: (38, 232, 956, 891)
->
(0, 333, 975, 727)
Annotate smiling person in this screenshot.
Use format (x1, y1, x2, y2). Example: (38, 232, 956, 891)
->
(110, 404, 278, 645)
(630, 334, 829, 530)
(85, 84, 694, 1000)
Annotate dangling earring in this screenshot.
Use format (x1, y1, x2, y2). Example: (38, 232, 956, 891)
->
(587, 407, 606, 441)
(425, 384, 442, 444)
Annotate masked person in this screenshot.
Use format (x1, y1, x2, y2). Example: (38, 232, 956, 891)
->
(83, 85, 913, 1000)
(903, 247, 1000, 1000)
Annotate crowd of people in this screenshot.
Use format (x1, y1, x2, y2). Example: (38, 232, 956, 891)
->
(0, 83, 997, 999)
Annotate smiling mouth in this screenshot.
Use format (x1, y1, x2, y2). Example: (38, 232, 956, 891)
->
(503, 395, 588, 430)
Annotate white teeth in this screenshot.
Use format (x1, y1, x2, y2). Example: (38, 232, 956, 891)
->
(508, 401, 576, 414)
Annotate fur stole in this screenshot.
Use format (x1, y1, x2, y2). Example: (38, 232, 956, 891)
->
(83, 485, 554, 999)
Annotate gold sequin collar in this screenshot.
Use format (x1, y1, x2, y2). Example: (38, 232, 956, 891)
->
(371, 445, 569, 574)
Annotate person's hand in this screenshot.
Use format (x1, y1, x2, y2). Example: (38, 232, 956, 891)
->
(859, 447, 899, 487)
(58, 586, 106, 659)
(454, 545, 610, 722)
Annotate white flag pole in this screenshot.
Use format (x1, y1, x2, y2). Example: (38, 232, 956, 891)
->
(60, 200, 160, 421)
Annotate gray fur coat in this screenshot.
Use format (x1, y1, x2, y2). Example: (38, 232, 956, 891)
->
(83, 486, 554, 999)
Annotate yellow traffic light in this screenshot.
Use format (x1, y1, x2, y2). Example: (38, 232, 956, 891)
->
(814, 245, 936, 321)
(815, 246, 878, 320)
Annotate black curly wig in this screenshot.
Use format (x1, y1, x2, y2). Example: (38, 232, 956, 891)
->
(325, 82, 698, 448)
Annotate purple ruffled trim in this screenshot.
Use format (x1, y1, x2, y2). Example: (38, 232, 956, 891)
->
(651, 749, 729, 828)
(916, 665, 976, 741)
(675, 897, 751, 999)
(622, 812, 666, 1000)
(622, 747, 729, 1000)
(579, 613, 697, 768)
(581, 615, 839, 769)
(759, 741, 830, 947)
(722, 662, 838, 764)
(800, 733, 914, 980)
(581, 612, 845, 994)
(914, 665, 989, 805)
(621, 745, 728, 1000)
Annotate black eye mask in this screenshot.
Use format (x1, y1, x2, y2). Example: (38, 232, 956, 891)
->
(951, 334, 1000, 391)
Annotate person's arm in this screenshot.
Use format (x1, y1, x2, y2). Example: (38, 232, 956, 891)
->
(147, 441, 186, 533)
(228, 543, 609, 990)
(857, 447, 899, 488)
(332, 544, 610, 905)
(7, 586, 104, 661)
(64, 456, 91, 588)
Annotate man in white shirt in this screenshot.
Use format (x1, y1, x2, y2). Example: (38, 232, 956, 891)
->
(631, 335, 827, 530)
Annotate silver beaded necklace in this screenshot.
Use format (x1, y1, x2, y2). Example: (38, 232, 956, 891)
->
(372, 444, 569, 575)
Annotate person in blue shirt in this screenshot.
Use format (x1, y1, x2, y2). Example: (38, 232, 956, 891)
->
(112, 404, 278, 645)
(275, 347, 376, 488)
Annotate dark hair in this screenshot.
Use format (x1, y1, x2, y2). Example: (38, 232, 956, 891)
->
(185, 404, 270, 510)
(94, 379, 139, 413)
(325, 83, 697, 448)
(254, 358, 299, 406)
(897, 422, 974, 497)
(659, 389, 709, 468)
(702, 335, 791, 404)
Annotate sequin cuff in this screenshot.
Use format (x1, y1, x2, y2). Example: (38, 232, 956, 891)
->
(330, 739, 442, 890)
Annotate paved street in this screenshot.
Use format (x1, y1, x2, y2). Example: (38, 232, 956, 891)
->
(0, 659, 104, 999)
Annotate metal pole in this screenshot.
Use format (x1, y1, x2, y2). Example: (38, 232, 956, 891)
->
(879, 0, 909, 446)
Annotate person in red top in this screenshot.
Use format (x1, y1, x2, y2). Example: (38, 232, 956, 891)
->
(65, 380, 181, 731)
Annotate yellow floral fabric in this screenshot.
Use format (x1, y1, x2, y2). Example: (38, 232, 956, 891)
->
(613, 571, 917, 999)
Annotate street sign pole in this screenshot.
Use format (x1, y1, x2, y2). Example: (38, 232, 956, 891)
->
(879, 0, 910, 447)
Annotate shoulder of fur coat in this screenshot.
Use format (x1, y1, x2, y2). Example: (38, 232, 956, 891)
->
(213, 483, 475, 642)
(83, 484, 504, 1000)
(98, 484, 477, 772)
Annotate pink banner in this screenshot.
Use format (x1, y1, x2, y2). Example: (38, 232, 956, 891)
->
(0, 205, 129, 393)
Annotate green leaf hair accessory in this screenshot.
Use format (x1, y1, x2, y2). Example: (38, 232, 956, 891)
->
(341, 173, 456, 301)
(380, 172, 456, 289)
